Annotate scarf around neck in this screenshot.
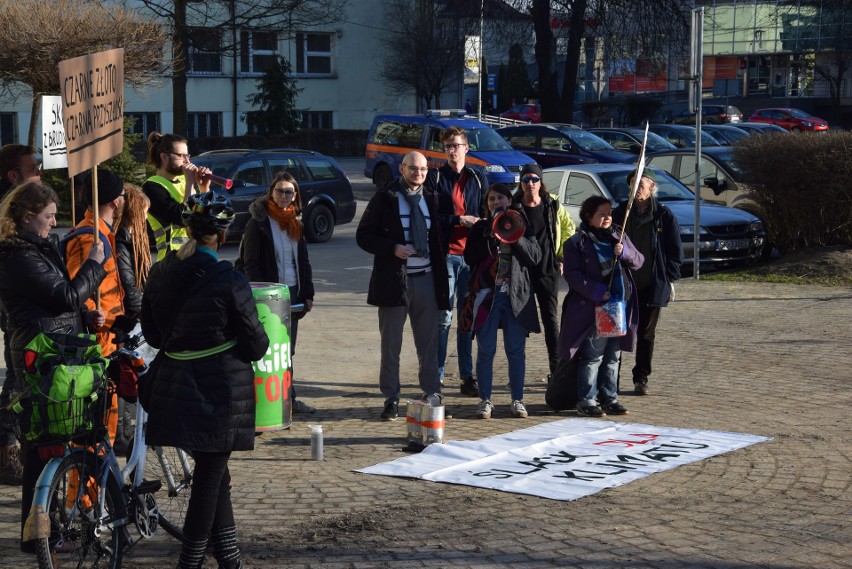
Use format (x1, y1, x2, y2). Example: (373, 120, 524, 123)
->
(266, 199, 302, 242)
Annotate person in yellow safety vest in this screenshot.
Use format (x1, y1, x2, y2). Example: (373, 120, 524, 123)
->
(142, 132, 212, 261)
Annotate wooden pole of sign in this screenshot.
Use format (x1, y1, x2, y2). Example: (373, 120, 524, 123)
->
(91, 164, 100, 305)
(70, 177, 76, 227)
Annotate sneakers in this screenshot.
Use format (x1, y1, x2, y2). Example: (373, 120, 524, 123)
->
(475, 399, 493, 419)
(292, 399, 317, 414)
(577, 405, 606, 418)
(602, 401, 629, 415)
(510, 400, 528, 418)
(459, 377, 479, 397)
(380, 400, 398, 421)
(634, 381, 649, 396)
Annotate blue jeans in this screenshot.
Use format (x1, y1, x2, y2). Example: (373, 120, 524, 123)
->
(475, 289, 527, 401)
(576, 331, 622, 407)
(438, 254, 473, 379)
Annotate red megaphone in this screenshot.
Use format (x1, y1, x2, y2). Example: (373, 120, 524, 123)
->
(492, 208, 525, 243)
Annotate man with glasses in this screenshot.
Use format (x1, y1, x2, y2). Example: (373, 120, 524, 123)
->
(0, 144, 41, 485)
(511, 163, 575, 379)
(143, 132, 211, 261)
(425, 126, 485, 397)
(357, 151, 450, 421)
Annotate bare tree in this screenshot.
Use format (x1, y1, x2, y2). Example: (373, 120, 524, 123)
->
(503, 0, 690, 122)
(0, 0, 168, 147)
(133, 0, 347, 136)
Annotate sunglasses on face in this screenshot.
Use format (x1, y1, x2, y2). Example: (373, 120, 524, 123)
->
(273, 188, 296, 197)
(521, 176, 541, 184)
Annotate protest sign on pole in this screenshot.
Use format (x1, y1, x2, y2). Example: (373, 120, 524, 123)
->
(41, 96, 68, 171)
(58, 48, 124, 177)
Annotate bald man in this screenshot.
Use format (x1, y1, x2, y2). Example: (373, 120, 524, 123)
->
(356, 152, 450, 421)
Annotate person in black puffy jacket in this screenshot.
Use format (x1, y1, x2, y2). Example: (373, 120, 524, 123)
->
(141, 191, 268, 569)
(0, 181, 106, 553)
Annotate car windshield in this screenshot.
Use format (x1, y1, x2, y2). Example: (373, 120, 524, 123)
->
(644, 132, 675, 150)
(788, 109, 811, 119)
(564, 129, 615, 151)
(467, 127, 514, 151)
(191, 157, 235, 179)
(599, 170, 695, 202)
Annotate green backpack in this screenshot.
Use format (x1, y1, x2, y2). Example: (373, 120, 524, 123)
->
(19, 332, 108, 443)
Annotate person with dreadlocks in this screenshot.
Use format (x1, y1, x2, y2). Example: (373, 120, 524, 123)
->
(116, 184, 152, 319)
(113, 183, 151, 453)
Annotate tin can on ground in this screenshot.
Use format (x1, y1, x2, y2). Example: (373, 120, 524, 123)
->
(250, 283, 292, 431)
(405, 400, 445, 446)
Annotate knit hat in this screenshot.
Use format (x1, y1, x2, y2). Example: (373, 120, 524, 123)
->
(520, 163, 543, 178)
(81, 170, 124, 206)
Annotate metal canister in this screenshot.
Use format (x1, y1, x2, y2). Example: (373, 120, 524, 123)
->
(405, 400, 445, 446)
(250, 283, 292, 431)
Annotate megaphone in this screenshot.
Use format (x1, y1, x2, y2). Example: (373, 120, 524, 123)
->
(492, 208, 525, 244)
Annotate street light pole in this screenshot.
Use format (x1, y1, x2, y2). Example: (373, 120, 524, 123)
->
(478, 0, 484, 116)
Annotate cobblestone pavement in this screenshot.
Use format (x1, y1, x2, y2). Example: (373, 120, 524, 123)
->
(1, 280, 850, 568)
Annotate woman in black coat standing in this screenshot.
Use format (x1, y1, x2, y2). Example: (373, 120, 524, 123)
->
(141, 192, 268, 569)
(0, 181, 106, 553)
(239, 171, 315, 412)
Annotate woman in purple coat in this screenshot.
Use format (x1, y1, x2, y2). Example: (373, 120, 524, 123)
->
(559, 196, 643, 417)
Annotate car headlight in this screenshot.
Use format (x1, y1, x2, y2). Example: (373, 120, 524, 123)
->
(485, 164, 507, 173)
(749, 220, 764, 233)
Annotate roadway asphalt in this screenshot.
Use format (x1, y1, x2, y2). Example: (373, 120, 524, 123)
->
(0, 159, 849, 567)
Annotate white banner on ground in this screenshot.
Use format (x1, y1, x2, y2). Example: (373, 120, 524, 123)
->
(358, 419, 770, 501)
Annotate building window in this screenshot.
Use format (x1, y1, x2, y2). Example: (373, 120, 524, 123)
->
(125, 112, 160, 138)
(188, 28, 222, 75)
(301, 111, 332, 129)
(187, 113, 222, 138)
(0, 113, 16, 146)
(295, 32, 333, 75)
(240, 30, 278, 74)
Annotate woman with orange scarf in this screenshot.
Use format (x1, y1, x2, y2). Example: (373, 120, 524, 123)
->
(240, 172, 316, 413)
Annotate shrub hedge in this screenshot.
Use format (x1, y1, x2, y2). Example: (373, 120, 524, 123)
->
(732, 131, 852, 251)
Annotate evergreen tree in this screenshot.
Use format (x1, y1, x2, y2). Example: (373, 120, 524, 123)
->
(245, 56, 303, 135)
(499, 44, 530, 111)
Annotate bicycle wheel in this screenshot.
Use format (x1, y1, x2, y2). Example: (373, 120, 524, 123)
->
(35, 450, 125, 569)
(144, 446, 194, 540)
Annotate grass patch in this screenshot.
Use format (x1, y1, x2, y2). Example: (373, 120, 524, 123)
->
(700, 245, 852, 287)
(702, 269, 851, 287)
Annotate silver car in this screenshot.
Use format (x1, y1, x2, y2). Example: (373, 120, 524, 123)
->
(541, 164, 766, 267)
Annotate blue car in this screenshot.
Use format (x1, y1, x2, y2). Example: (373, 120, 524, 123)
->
(365, 110, 533, 188)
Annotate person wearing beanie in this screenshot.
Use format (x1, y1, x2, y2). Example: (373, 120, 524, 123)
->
(612, 168, 682, 396)
(511, 162, 575, 380)
(64, 169, 126, 357)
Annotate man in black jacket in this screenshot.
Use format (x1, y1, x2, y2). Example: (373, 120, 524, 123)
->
(356, 151, 450, 421)
(613, 169, 682, 395)
(425, 126, 484, 397)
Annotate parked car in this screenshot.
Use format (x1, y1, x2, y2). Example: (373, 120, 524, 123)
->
(587, 127, 677, 154)
(731, 122, 789, 135)
(365, 110, 533, 188)
(645, 146, 759, 215)
(669, 104, 744, 125)
(499, 103, 542, 123)
(193, 148, 356, 243)
(748, 108, 829, 132)
(647, 124, 725, 149)
(701, 124, 751, 145)
(495, 123, 634, 168)
(541, 163, 765, 268)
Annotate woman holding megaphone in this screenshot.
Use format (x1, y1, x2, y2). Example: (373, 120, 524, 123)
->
(461, 184, 541, 420)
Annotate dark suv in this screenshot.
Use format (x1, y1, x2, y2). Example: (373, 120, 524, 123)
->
(193, 149, 356, 243)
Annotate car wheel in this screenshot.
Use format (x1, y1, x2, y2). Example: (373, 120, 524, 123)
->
(304, 203, 334, 243)
(374, 164, 393, 190)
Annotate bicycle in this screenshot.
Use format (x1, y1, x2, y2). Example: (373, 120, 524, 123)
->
(12, 320, 195, 569)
